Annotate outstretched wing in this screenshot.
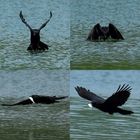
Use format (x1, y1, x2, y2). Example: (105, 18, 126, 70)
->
(104, 84, 131, 107)
(75, 86, 105, 104)
(19, 11, 32, 30)
(109, 23, 124, 39)
(39, 11, 52, 31)
(87, 23, 102, 41)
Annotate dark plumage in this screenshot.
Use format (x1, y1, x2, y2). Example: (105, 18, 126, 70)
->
(2, 95, 68, 106)
(87, 23, 124, 41)
(75, 84, 133, 115)
(19, 11, 52, 51)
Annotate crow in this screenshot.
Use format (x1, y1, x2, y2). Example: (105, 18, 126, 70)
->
(2, 95, 68, 106)
(87, 23, 124, 41)
(19, 11, 52, 52)
(75, 84, 133, 115)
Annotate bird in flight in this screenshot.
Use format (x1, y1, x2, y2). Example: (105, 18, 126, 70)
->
(75, 84, 133, 115)
(2, 95, 68, 106)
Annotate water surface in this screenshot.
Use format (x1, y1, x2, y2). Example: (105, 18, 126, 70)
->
(0, 0, 70, 70)
(70, 70, 140, 140)
(71, 0, 140, 69)
(0, 70, 69, 140)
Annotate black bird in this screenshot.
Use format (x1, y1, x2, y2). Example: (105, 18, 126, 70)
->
(19, 11, 52, 51)
(87, 23, 124, 41)
(75, 84, 133, 115)
(2, 95, 68, 106)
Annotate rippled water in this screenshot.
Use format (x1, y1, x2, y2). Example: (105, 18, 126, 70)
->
(0, 101, 69, 140)
(71, 98, 140, 140)
(0, 0, 70, 70)
(70, 70, 140, 140)
(0, 70, 69, 140)
(71, 0, 140, 69)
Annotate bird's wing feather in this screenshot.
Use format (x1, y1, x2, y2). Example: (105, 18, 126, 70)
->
(87, 23, 101, 40)
(104, 84, 131, 107)
(109, 23, 124, 39)
(75, 86, 105, 104)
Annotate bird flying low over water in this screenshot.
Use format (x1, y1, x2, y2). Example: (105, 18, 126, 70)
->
(87, 23, 124, 41)
(2, 95, 68, 106)
(75, 84, 133, 115)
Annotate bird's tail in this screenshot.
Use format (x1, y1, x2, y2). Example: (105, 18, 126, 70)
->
(54, 96, 68, 100)
(117, 108, 133, 115)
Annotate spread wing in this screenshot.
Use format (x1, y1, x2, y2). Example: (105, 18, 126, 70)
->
(87, 23, 102, 41)
(104, 84, 131, 107)
(19, 11, 32, 30)
(109, 23, 124, 39)
(75, 86, 105, 104)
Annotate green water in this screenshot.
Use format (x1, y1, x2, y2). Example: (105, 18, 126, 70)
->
(0, 0, 70, 70)
(70, 97, 140, 140)
(0, 0, 70, 139)
(0, 70, 69, 140)
(0, 101, 69, 140)
(71, 0, 140, 69)
(70, 70, 140, 140)
(0, 0, 140, 139)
